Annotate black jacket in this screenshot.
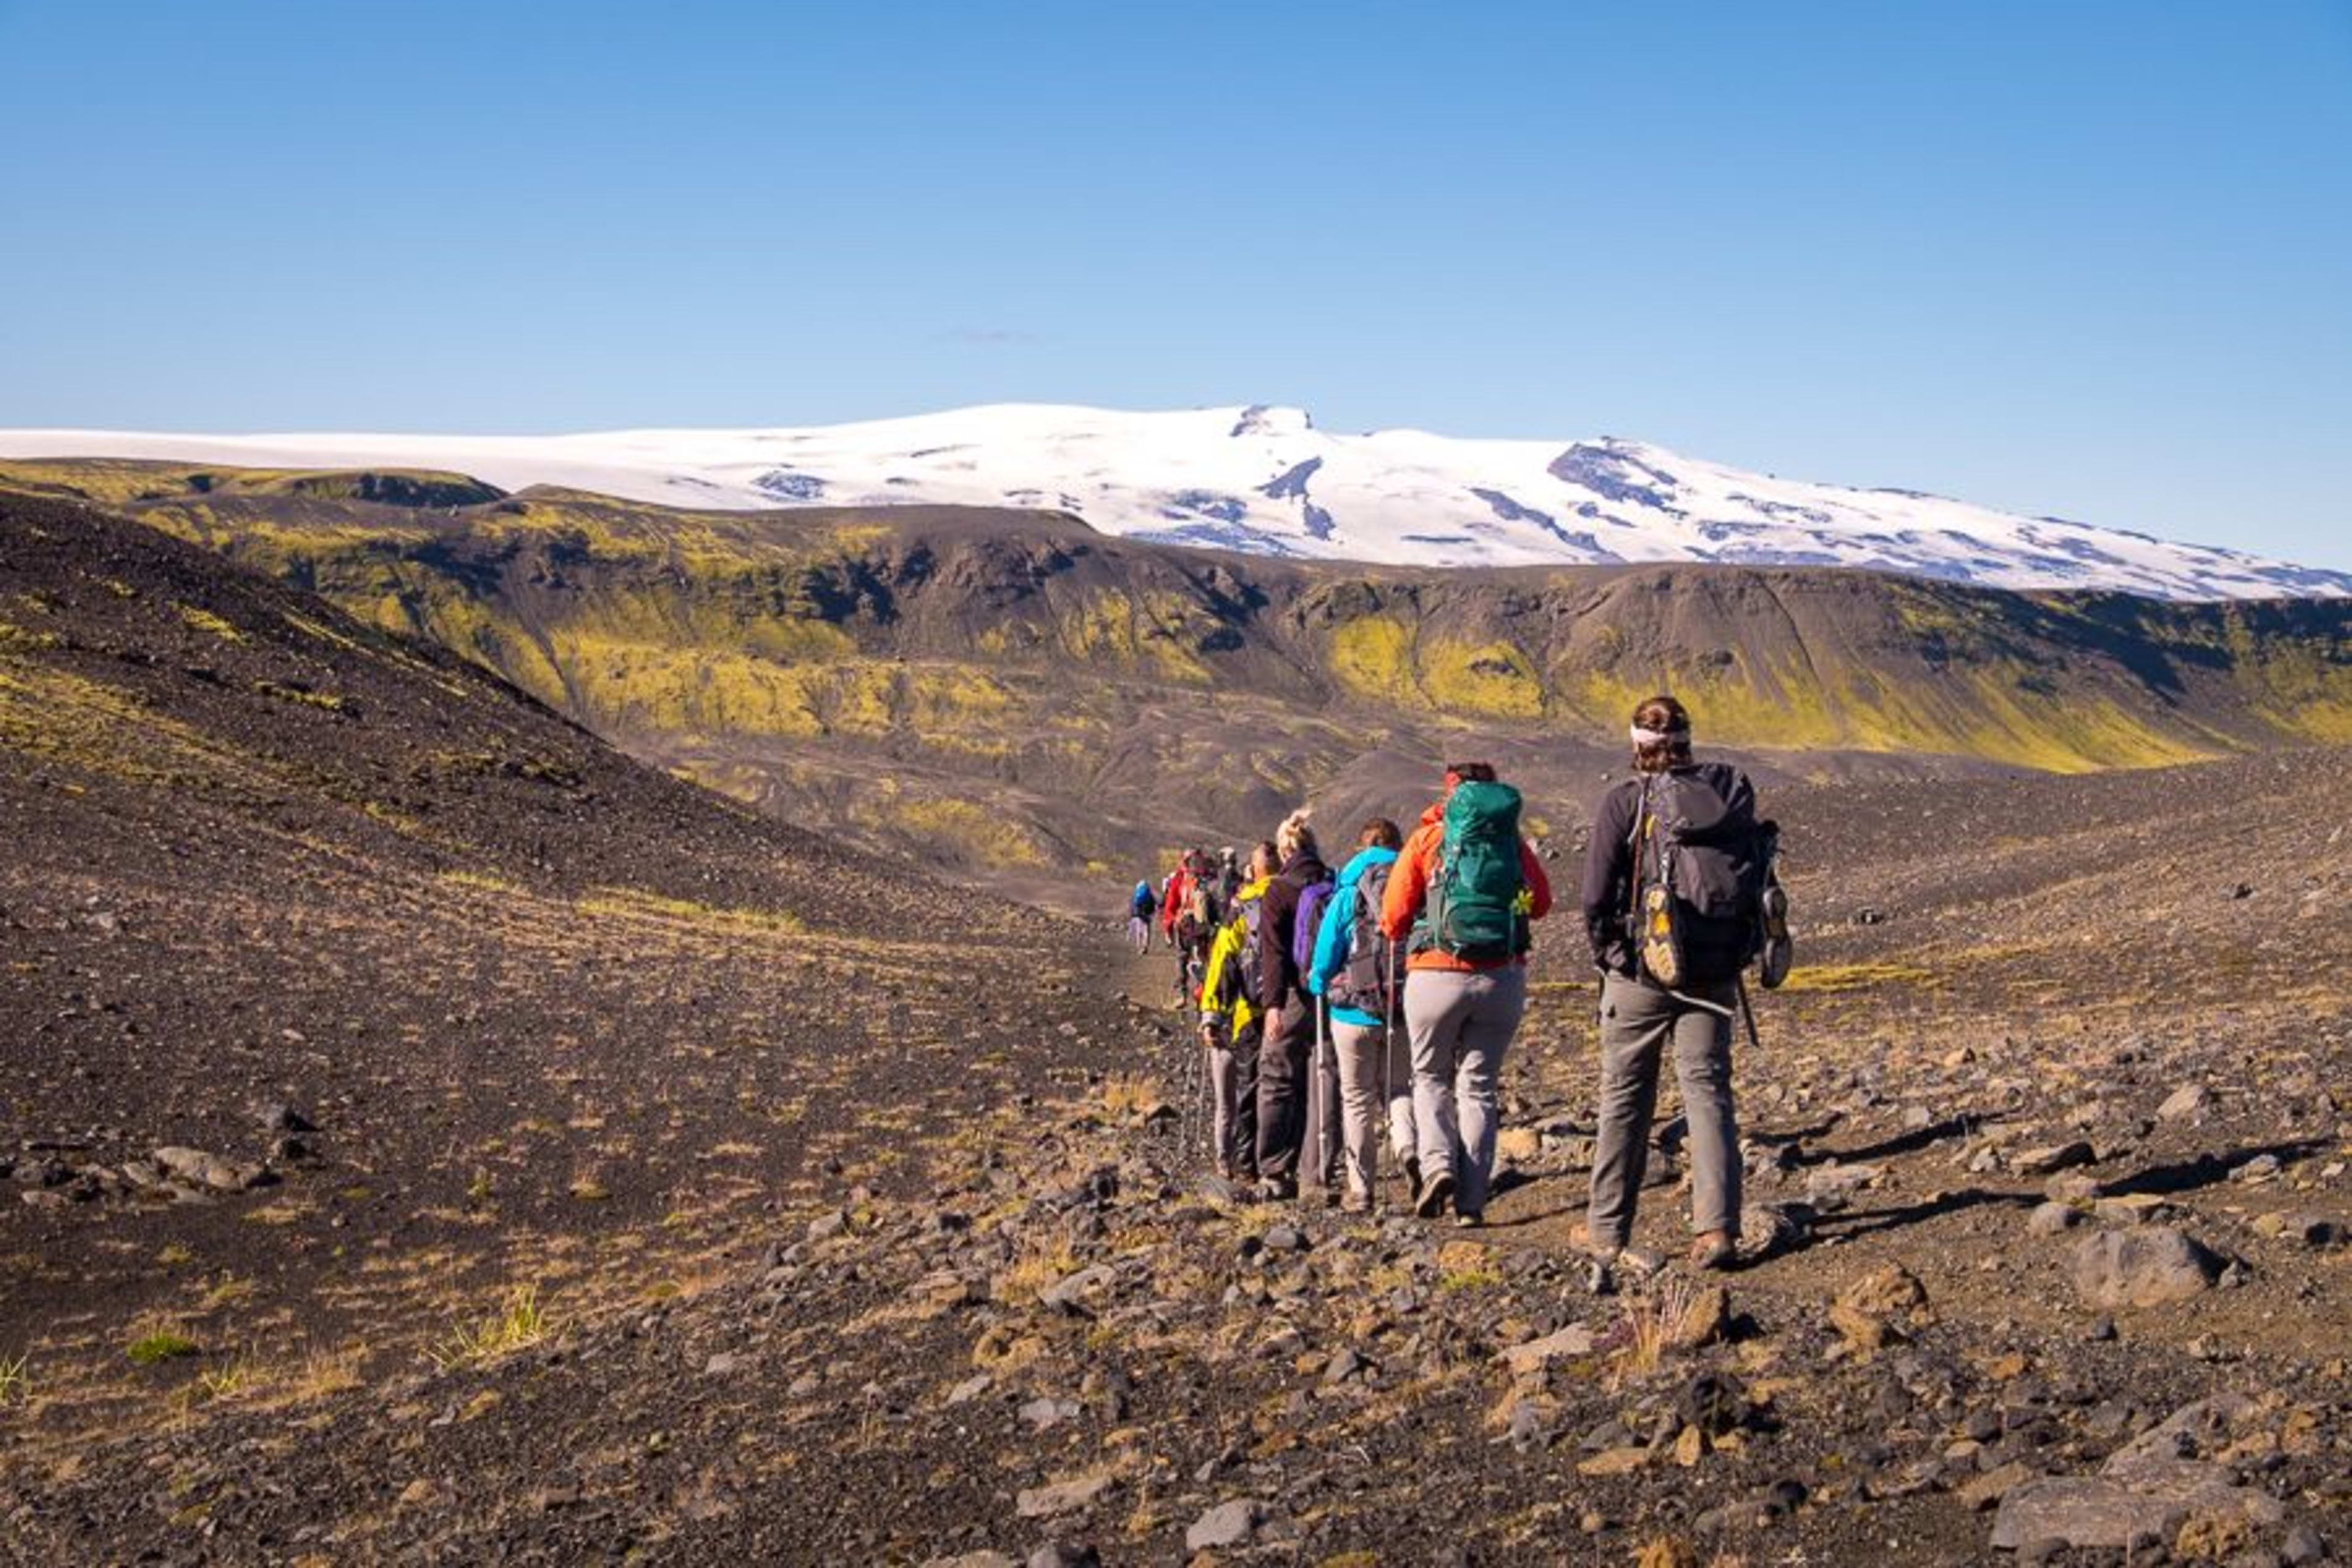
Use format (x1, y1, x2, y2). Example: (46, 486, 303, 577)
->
(1580, 762, 1756, 975)
(1257, 850, 1330, 1012)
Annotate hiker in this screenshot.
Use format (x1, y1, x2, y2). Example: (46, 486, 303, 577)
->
(1379, 762, 1551, 1225)
(1215, 845, 1242, 911)
(1578, 694, 1766, 1287)
(1161, 850, 1205, 1004)
(1253, 810, 1332, 1200)
(1306, 816, 1412, 1212)
(1199, 842, 1278, 1182)
(1174, 883, 1216, 1006)
(1128, 879, 1156, 954)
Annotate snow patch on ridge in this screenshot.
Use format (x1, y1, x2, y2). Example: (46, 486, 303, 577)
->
(0, 404, 2342, 601)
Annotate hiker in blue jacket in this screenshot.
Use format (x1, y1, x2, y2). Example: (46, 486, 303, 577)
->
(1306, 818, 1415, 1213)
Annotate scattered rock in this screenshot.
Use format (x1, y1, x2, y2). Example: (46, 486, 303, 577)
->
(1184, 1499, 1265, 1551)
(1992, 1395, 2288, 1551)
(2014, 1141, 2096, 1176)
(1830, 1263, 1929, 1352)
(2027, 1202, 2082, 1237)
(2070, 1226, 2219, 1308)
(2156, 1084, 2213, 1121)
(1674, 1285, 1733, 1349)
(1015, 1472, 1114, 1520)
(1494, 1324, 1595, 1376)
(152, 1146, 267, 1193)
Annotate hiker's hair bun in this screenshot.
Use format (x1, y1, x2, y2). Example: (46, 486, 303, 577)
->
(1276, 808, 1318, 860)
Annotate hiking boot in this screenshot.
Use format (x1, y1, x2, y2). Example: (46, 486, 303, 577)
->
(1415, 1170, 1454, 1221)
(1404, 1156, 1423, 1207)
(1690, 1231, 1738, 1271)
(1341, 1189, 1374, 1215)
(1585, 1253, 1619, 1296)
(1759, 883, 1792, 990)
(1452, 1210, 1484, 1229)
(1254, 1177, 1297, 1204)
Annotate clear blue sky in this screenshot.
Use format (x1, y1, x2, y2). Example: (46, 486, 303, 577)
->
(4, 0, 2348, 567)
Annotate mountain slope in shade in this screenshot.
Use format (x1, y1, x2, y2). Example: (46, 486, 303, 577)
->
(2, 404, 2342, 601)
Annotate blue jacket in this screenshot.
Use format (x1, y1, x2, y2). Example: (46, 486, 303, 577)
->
(1305, 845, 1398, 1028)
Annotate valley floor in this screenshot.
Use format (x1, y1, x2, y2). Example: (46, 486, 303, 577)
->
(4, 754, 2349, 1566)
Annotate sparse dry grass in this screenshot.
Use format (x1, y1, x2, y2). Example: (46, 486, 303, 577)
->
(1615, 1275, 1703, 1390)
(1099, 1072, 1166, 1124)
(427, 1286, 554, 1371)
(1776, 960, 1936, 993)
(0, 1353, 29, 1407)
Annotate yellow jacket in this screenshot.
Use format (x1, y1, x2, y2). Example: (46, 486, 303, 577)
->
(1198, 876, 1270, 1039)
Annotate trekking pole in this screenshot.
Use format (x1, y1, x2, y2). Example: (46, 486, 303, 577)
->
(1735, 974, 1763, 1055)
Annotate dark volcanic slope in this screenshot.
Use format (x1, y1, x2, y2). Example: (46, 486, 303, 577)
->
(0, 492, 1115, 1474)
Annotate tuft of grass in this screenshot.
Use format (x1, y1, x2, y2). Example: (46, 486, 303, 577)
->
(176, 606, 244, 642)
(129, 1329, 202, 1366)
(1099, 1072, 1166, 1124)
(428, 1286, 554, 1371)
(199, 1273, 255, 1311)
(1609, 1276, 1698, 1389)
(0, 1354, 29, 1406)
(195, 1360, 256, 1402)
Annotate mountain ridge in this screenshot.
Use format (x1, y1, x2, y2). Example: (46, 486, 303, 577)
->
(7, 456, 2346, 900)
(3, 402, 2342, 601)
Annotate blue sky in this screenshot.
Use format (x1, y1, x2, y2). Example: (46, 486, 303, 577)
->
(3, 0, 2347, 567)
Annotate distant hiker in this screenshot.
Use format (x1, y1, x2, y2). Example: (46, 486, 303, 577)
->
(1128, 879, 1157, 954)
(1253, 810, 1332, 1200)
(1380, 762, 1552, 1225)
(1199, 842, 1279, 1182)
(1162, 850, 1207, 1005)
(1175, 884, 1216, 1006)
(1216, 845, 1242, 910)
(1578, 695, 1774, 1287)
(1306, 816, 1412, 1212)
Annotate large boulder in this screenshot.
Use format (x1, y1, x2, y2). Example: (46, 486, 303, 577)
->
(2069, 1226, 2218, 1308)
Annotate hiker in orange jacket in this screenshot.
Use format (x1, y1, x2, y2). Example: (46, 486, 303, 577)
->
(1379, 761, 1551, 1224)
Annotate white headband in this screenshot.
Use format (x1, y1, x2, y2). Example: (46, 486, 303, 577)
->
(1629, 724, 1689, 745)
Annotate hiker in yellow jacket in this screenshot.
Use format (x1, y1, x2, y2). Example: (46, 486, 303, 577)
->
(1199, 842, 1277, 1182)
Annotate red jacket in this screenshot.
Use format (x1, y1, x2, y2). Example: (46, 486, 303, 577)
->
(1159, 866, 1195, 938)
(1378, 799, 1552, 971)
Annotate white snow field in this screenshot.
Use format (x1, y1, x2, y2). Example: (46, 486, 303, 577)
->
(3, 403, 2341, 600)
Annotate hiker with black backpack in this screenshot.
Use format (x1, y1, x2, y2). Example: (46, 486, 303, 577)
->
(1199, 842, 1278, 1183)
(1578, 694, 1788, 1289)
(1306, 816, 1412, 1213)
(1252, 810, 1332, 1201)
(1379, 763, 1553, 1226)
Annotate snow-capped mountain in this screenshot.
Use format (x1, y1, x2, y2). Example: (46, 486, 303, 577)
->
(4, 404, 2342, 600)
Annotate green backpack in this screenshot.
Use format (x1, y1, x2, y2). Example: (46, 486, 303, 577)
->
(1421, 780, 1528, 962)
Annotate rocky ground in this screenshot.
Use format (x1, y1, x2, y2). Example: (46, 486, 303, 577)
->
(2, 491, 2348, 1564)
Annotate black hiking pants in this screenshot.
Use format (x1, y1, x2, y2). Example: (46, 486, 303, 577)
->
(1256, 998, 1313, 1184)
(1226, 1017, 1263, 1177)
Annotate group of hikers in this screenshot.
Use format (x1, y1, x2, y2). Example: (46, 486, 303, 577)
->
(1137, 695, 1790, 1291)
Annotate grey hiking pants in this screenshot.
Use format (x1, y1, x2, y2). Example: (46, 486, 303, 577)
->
(1331, 1017, 1414, 1200)
(1587, 971, 1741, 1251)
(1302, 1007, 1343, 1188)
(1404, 965, 1526, 1219)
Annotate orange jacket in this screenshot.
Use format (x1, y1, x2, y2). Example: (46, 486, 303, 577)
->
(1378, 799, 1553, 971)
